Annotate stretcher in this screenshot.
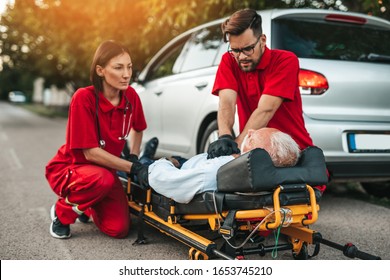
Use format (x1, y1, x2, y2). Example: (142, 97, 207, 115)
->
(123, 147, 381, 260)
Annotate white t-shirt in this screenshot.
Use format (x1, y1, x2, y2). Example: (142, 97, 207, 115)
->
(148, 153, 235, 203)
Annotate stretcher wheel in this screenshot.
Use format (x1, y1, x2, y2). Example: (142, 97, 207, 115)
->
(189, 248, 208, 260)
(292, 242, 309, 260)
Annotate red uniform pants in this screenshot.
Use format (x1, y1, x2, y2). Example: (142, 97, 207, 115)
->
(47, 164, 130, 238)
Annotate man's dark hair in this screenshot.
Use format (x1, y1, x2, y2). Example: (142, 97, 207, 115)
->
(221, 8, 262, 42)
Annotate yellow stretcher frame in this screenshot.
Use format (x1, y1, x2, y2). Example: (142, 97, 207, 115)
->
(125, 178, 323, 260)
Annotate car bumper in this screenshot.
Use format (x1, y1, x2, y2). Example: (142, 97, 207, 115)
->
(304, 116, 390, 181)
(326, 161, 390, 181)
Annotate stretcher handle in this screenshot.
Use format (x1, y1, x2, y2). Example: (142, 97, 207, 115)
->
(267, 184, 318, 229)
(320, 238, 381, 260)
(343, 243, 381, 260)
(265, 187, 282, 229)
(301, 184, 318, 225)
(127, 176, 131, 194)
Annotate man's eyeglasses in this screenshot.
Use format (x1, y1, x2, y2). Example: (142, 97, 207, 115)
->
(228, 36, 261, 58)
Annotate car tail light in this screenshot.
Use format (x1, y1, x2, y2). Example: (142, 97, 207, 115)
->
(299, 69, 329, 95)
(325, 14, 367, 25)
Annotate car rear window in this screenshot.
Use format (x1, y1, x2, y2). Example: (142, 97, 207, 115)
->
(271, 17, 390, 63)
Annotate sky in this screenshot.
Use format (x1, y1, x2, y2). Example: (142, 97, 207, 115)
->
(0, 0, 13, 15)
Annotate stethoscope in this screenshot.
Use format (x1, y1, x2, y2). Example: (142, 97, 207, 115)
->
(95, 91, 132, 149)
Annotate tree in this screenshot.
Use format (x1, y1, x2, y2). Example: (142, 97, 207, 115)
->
(342, 0, 389, 19)
(0, 0, 149, 98)
(136, 0, 292, 62)
(0, 0, 388, 101)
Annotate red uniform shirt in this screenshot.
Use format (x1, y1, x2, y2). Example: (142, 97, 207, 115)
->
(212, 46, 313, 149)
(46, 85, 147, 174)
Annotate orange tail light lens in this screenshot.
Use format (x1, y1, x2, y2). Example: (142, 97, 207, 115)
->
(299, 69, 329, 95)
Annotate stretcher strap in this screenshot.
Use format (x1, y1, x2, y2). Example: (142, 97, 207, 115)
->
(219, 210, 237, 238)
(211, 191, 225, 214)
(212, 191, 227, 231)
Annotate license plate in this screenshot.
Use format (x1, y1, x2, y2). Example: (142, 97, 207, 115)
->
(347, 133, 390, 153)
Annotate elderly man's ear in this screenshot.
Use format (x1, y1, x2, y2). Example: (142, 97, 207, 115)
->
(244, 129, 256, 151)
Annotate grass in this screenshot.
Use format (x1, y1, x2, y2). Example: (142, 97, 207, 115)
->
(21, 103, 68, 118)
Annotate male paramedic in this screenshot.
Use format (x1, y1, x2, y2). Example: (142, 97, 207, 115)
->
(208, 8, 326, 193)
(147, 128, 301, 203)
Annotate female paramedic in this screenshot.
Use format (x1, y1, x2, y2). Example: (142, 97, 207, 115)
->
(45, 40, 148, 239)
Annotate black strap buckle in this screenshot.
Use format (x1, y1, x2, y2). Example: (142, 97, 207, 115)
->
(219, 210, 237, 238)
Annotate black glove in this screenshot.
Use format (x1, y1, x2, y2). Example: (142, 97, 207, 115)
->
(126, 154, 139, 163)
(130, 161, 149, 187)
(207, 134, 240, 159)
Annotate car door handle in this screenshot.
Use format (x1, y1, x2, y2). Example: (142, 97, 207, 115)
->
(195, 82, 208, 90)
(154, 91, 163, 96)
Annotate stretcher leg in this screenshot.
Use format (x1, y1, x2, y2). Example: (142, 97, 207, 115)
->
(133, 204, 147, 245)
(129, 201, 234, 259)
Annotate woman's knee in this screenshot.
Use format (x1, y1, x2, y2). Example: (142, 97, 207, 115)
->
(72, 166, 117, 193)
(91, 194, 131, 239)
(93, 168, 117, 191)
(110, 227, 130, 239)
(100, 218, 130, 239)
(72, 169, 116, 200)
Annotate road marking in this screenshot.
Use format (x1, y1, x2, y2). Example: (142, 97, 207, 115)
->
(0, 124, 8, 141)
(9, 148, 23, 169)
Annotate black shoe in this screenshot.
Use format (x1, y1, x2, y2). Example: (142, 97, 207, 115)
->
(50, 205, 71, 239)
(77, 213, 90, 223)
(142, 137, 159, 159)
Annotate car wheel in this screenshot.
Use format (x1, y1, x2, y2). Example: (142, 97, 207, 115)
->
(361, 181, 390, 198)
(199, 120, 219, 154)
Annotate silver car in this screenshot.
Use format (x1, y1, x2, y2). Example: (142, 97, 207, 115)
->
(132, 9, 390, 196)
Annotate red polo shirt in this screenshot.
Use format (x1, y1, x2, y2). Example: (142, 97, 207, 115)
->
(47, 85, 147, 170)
(212, 46, 313, 149)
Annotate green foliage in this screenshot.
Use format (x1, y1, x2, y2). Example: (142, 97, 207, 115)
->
(0, 0, 388, 100)
(337, 0, 389, 19)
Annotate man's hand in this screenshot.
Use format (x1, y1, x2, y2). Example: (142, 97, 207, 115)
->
(129, 162, 149, 187)
(207, 134, 240, 159)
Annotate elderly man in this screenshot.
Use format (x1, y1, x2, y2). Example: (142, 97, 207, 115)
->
(147, 128, 300, 204)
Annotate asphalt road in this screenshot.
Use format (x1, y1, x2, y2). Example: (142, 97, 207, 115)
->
(0, 101, 389, 260)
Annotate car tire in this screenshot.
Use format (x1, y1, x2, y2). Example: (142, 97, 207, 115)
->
(199, 120, 219, 154)
(361, 181, 390, 198)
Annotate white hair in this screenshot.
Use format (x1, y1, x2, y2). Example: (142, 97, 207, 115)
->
(268, 131, 301, 167)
